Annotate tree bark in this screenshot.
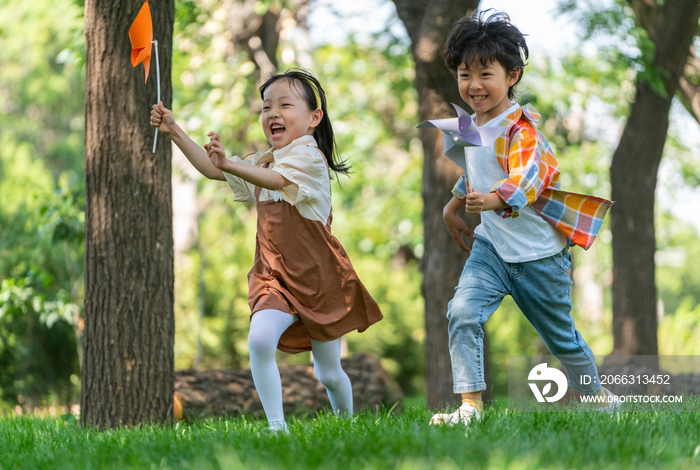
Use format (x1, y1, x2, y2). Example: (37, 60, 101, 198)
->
(82, 0, 175, 429)
(391, 0, 481, 409)
(610, 0, 700, 365)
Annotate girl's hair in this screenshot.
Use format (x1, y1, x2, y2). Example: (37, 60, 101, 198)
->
(259, 68, 350, 178)
(444, 9, 529, 100)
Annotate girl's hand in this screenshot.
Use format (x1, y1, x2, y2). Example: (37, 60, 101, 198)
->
(150, 102, 176, 136)
(465, 190, 485, 215)
(443, 198, 473, 252)
(205, 131, 228, 171)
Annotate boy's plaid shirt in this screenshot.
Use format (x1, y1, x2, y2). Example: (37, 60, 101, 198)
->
(452, 105, 613, 250)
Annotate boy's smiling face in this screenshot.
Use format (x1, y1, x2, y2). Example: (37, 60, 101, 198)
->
(457, 59, 520, 126)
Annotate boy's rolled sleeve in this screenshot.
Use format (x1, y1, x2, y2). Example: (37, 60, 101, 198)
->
(491, 128, 552, 218)
(452, 175, 468, 202)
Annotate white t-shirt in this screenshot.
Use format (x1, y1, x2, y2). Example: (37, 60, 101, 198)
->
(223, 135, 332, 224)
(467, 104, 567, 262)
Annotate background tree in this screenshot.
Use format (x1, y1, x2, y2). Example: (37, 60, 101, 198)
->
(390, 0, 481, 409)
(606, 0, 700, 362)
(81, 0, 175, 428)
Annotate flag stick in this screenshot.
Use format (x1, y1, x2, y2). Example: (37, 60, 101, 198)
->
(152, 39, 161, 154)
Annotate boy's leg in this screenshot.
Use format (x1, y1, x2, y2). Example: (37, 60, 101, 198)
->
(310, 338, 353, 416)
(248, 308, 297, 431)
(511, 247, 601, 396)
(430, 237, 509, 425)
(447, 236, 510, 397)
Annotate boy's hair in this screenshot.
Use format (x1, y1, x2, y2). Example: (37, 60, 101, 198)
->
(444, 9, 529, 100)
(259, 68, 350, 178)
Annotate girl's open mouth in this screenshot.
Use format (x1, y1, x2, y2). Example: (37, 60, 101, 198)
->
(271, 124, 286, 136)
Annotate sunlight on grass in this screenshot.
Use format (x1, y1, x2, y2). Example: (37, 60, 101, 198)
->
(1, 400, 700, 469)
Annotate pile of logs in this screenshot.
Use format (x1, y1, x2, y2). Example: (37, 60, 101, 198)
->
(173, 353, 403, 419)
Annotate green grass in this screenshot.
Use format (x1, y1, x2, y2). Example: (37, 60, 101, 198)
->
(1, 401, 700, 469)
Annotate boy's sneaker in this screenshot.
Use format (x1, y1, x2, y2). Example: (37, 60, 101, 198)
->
(596, 387, 621, 413)
(429, 401, 481, 426)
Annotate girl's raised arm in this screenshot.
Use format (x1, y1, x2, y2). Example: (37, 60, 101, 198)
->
(205, 131, 289, 191)
(150, 103, 225, 181)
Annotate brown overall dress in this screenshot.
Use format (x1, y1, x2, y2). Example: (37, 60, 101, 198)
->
(248, 174, 383, 354)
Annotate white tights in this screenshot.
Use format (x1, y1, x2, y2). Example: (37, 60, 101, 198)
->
(248, 309, 353, 431)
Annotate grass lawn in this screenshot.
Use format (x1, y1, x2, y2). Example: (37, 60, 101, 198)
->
(1, 400, 699, 469)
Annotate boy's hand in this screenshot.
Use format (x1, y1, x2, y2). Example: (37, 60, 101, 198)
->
(150, 102, 176, 136)
(443, 198, 473, 252)
(465, 190, 485, 215)
(466, 190, 509, 214)
(205, 132, 228, 171)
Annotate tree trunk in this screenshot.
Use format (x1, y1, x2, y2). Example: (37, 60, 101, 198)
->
(610, 0, 700, 366)
(82, 0, 175, 429)
(392, 0, 481, 409)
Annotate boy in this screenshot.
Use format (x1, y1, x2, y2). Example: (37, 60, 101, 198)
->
(429, 10, 616, 425)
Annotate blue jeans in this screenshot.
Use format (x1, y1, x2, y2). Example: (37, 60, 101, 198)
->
(447, 235, 601, 395)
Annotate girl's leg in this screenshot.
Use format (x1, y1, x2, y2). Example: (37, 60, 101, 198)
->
(248, 308, 297, 431)
(310, 338, 353, 416)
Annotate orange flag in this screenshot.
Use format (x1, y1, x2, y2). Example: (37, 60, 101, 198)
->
(129, 0, 153, 83)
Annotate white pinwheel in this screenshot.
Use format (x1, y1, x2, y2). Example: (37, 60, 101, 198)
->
(416, 103, 507, 170)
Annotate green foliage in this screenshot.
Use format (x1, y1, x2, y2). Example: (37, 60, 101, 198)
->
(0, 0, 85, 179)
(659, 300, 700, 355)
(0, 276, 78, 405)
(0, 0, 85, 406)
(656, 216, 700, 322)
(0, 166, 82, 404)
(557, 0, 668, 97)
(171, 0, 262, 159)
(2, 403, 700, 469)
(39, 173, 85, 246)
(174, 0, 203, 30)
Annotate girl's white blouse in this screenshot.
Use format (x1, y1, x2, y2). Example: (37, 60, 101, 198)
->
(223, 135, 332, 224)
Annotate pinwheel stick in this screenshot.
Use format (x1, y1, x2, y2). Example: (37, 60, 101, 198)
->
(152, 40, 160, 154)
(466, 161, 474, 194)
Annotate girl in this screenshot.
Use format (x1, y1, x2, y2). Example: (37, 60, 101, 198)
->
(151, 69, 383, 432)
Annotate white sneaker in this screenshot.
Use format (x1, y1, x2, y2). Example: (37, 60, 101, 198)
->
(266, 420, 289, 434)
(429, 401, 481, 426)
(596, 387, 621, 413)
